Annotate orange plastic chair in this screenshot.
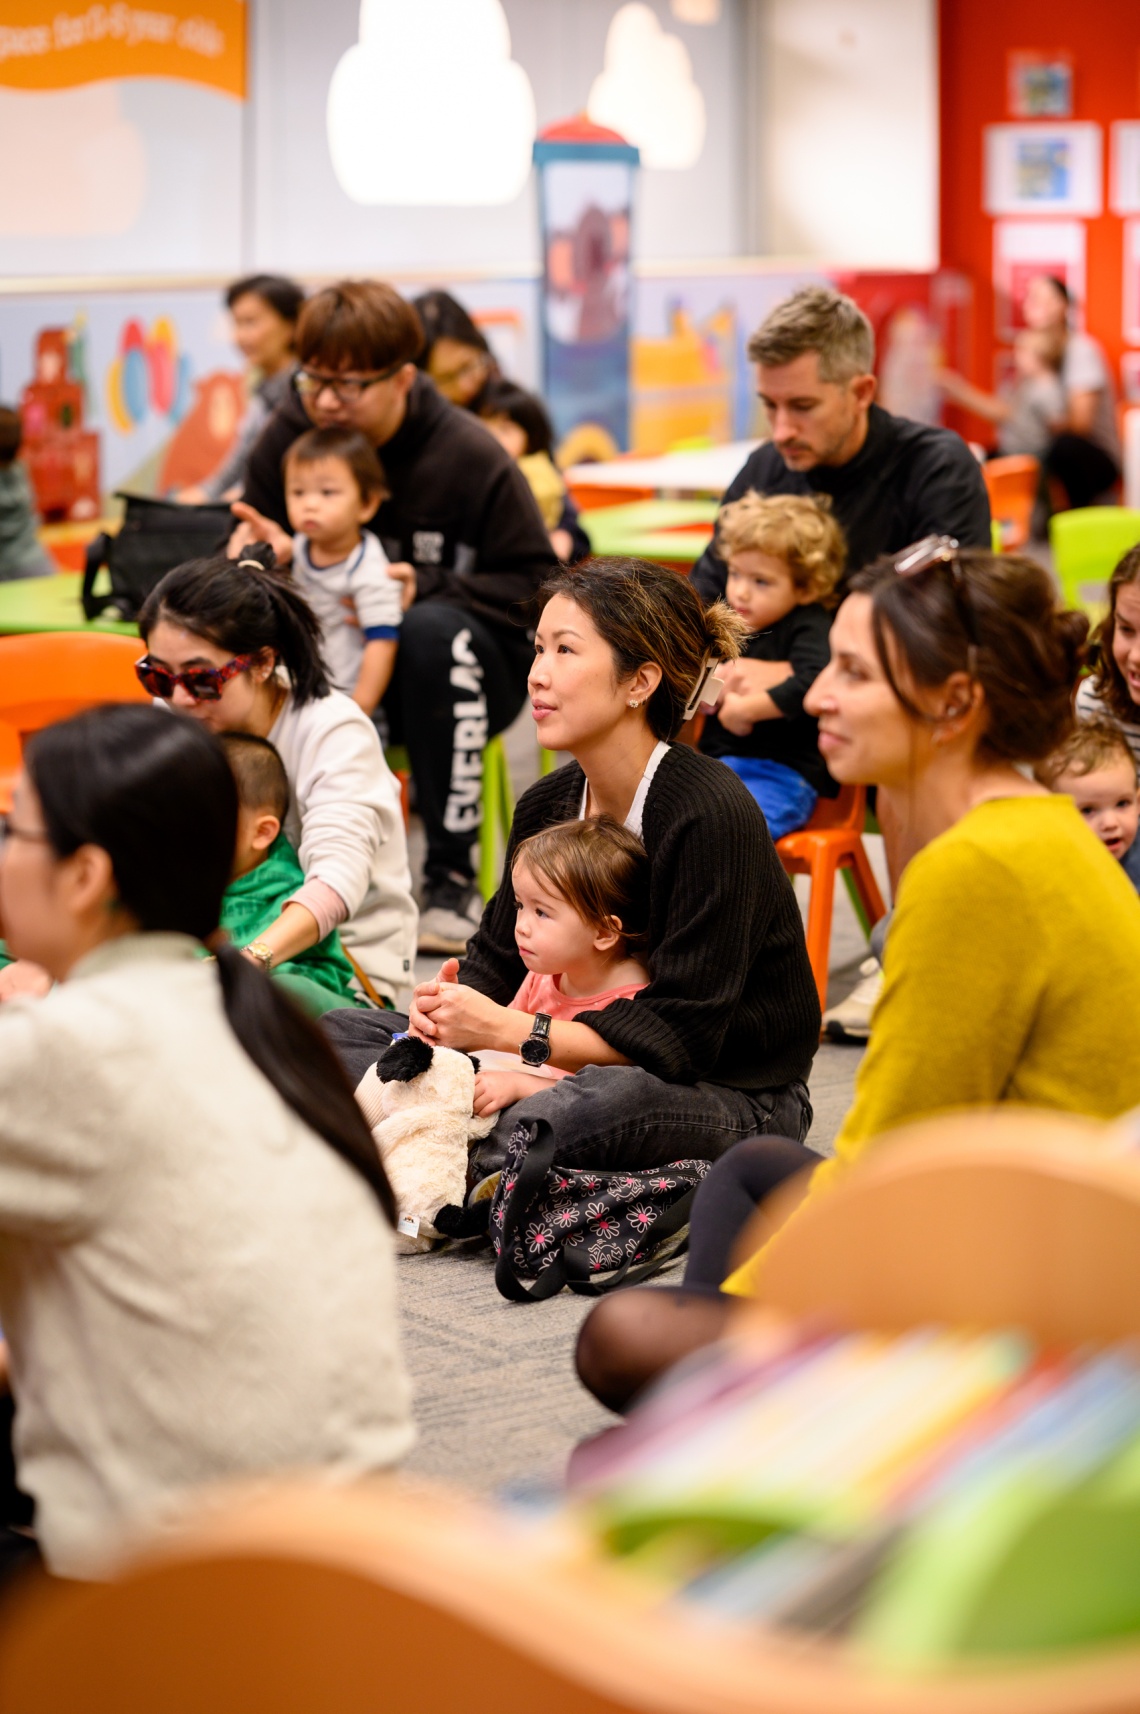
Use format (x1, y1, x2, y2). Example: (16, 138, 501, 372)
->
(776, 784, 886, 1010)
(981, 455, 1039, 551)
(0, 631, 149, 811)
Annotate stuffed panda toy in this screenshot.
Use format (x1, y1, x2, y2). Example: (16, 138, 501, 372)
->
(354, 1035, 497, 1252)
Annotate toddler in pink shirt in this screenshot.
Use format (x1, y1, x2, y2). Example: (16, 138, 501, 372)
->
(472, 816, 650, 1117)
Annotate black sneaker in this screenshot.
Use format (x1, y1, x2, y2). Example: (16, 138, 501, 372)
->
(418, 872, 483, 955)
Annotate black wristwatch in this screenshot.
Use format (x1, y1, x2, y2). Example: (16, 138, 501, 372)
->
(520, 1013, 553, 1067)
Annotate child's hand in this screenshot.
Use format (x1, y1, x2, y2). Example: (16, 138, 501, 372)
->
(718, 692, 755, 738)
(228, 503, 294, 566)
(0, 960, 51, 1003)
(386, 561, 418, 612)
(472, 1069, 547, 1117)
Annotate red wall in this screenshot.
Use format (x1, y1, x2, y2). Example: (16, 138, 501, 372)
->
(940, 0, 1140, 443)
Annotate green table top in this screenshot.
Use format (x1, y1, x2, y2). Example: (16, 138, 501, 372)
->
(0, 573, 138, 637)
(581, 498, 719, 564)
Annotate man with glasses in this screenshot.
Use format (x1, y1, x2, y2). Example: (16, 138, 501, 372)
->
(231, 279, 558, 956)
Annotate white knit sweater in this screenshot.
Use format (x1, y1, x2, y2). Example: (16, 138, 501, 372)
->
(269, 689, 417, 1000)
(0, 935, 414, 1578)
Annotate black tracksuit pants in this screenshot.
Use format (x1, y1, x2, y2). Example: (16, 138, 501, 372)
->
(383, 602, 534, 887)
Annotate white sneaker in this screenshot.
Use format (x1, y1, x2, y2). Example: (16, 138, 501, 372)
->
(417, 873, 483, 955)
(822, 956, 882, 1043)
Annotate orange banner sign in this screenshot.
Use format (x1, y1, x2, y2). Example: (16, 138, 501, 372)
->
(0, 2, 245, 98)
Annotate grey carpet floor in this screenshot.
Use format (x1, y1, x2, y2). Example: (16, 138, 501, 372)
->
(398, 705, 872, 1496)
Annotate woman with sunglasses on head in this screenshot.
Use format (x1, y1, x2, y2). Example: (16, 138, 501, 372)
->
(136, 548, 417, 1006)
(577, 541, 1140, 1412)
(226, 279, 557, 957)
(0, 705, 412, 1580)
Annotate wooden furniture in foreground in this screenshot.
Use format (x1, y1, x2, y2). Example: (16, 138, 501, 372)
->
(4, 1111, 1140, 1712)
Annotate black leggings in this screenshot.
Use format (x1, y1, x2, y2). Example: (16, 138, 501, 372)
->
(683, 1134, 822, 1287)
(575, 1135, 820, 1414)
(382, 602, 533, 886)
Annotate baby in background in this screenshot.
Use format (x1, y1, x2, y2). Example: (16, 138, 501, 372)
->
(283, 425, 401, 714)
(1037, 716, 1140, 893)
(0, 405, 52, 582)
(467, 816, 650, 1118)
(699, 490, 844, 839)
(997, 327, 1066, 461)
(219, 732, 366, 1015)
(479, 377, 577, 563)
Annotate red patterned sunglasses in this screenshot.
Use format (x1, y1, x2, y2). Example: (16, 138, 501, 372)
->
(135, 653, 254, 702)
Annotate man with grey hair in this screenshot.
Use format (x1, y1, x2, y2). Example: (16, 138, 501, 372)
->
(692, 285, 990, 603)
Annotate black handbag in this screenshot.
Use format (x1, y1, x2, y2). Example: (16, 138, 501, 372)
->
(489, 1120, 711, 1303)
(81, 493, 234, 622)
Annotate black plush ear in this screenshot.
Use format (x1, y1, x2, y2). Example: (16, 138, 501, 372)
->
(434, 1201, 490, 1239)
(464, 1052, 480, 1073)
(375, 1034, 434, 1083)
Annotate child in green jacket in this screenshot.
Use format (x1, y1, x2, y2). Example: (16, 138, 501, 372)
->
(220, 732, 366, 1017)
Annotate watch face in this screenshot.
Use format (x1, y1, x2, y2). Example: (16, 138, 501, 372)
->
(520, 1035, 551, 1067)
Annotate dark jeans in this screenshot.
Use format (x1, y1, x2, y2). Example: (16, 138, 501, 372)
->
(382, 602, 533, 887)
(322, 1008, 813, 1175)
(1045, 432, 1120, 510)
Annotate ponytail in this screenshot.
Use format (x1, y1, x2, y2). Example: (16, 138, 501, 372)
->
(213, 944, 396, 1223)
(139, 543, 332, 704)
(26, 706, 395, 1222)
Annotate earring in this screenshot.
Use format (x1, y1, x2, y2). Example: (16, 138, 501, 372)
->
(628, 699, 640, 709)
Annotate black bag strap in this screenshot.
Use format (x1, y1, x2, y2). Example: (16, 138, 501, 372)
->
(493, 1123, 570, 1303)
(81, 533, 112, 621)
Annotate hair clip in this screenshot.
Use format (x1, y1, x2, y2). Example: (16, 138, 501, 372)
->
(683, 659, 726, 723)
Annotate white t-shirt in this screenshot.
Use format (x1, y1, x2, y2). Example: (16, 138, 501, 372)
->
(0, 934, 414, 1578)
(1062, 331, 1120, 462)
(269, 688, 417, 998)
(578, 740, 670, 838)
(1076, 679, 1140, 766)
(293, 532, 402, 696)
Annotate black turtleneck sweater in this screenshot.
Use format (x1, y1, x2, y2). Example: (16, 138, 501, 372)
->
(241, 372, 558, 633)
(460, 744, 820, 1092)
(691, 403, 991, 604)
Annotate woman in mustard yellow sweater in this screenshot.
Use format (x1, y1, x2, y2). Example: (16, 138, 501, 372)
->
(577, 539, 1140, 1410)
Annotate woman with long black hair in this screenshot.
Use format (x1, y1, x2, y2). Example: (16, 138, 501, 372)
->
(0, 705, 412, 1579)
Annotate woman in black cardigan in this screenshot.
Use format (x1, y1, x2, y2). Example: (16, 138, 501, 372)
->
(324, 558, 820, 1173)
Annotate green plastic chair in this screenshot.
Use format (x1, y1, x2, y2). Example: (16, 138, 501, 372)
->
(386, 735, 514, 903)
(477, 733, 514, 901)
(1049, 508, 1140, 618)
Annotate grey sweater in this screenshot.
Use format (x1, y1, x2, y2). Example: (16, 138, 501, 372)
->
(0, 934, 413, 1577)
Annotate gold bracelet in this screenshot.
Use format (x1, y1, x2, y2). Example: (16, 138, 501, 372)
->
(244, 939, 275, 971)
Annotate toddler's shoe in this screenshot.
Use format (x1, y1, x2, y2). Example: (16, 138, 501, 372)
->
(821, 955, 882, 1043)
(418, 872, 483, 955)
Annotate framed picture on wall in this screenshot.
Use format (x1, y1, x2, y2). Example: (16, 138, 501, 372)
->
(1111, 123, 1140, 214)
(1123, 220, 1140, 345)
(1007, 52, 1073, 119)
(992, 218, 1086, 339)
(984, 123, 1102, 217)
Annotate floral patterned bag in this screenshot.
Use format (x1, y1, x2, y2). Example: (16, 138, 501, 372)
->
(490, 1120, 711, 1303)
